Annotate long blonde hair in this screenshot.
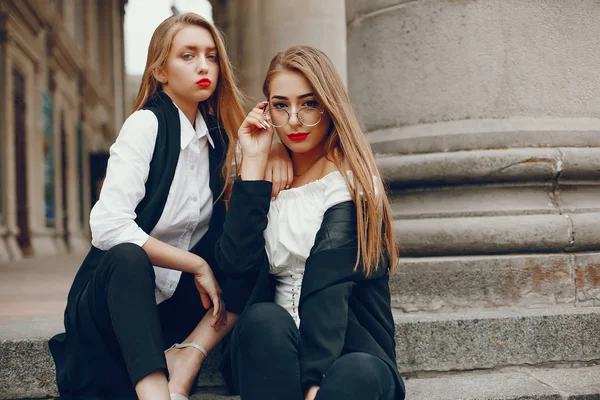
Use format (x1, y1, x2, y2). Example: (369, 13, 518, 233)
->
(132, 13, 245, 200)
(263, 46, 398, 276)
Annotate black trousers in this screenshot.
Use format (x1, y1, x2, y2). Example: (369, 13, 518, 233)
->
(230, 302, 397, 400)
(74, 242, 230, 398)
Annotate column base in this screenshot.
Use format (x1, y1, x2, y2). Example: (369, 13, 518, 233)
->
(5, 236, 23, 261)
(54, 237, 68, 253)
(0, 237, 10, 262)
(30, 235, 59, 257)
(68, 234, 90, 253)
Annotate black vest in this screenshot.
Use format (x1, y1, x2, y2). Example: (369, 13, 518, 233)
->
(49, 91, 228, 395)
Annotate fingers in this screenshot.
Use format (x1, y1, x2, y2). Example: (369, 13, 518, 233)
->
(210, 294, 227, 330)
(287, 161, 294, 188)
(264, 164, 273, 183)
(245, 115, 269, 131)
(240, 103, 270, 135)
(199, 292, 211, 310)
(271, 164, 282, 197)
(210, 293, 221, 328)
(264, 142, 293, 197)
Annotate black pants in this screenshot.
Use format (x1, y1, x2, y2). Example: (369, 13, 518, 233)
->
(74, 242, 232, 398)
(230, 302, 397, 400)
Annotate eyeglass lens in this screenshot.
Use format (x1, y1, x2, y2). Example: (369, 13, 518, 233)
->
(267, 108, 321, 127)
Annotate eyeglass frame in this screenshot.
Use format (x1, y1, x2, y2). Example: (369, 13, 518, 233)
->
(263, 106, 325, 128)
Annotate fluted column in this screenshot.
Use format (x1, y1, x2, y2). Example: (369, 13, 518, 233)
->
(212, 0, 347, 105)
(347, 1, 600, 310)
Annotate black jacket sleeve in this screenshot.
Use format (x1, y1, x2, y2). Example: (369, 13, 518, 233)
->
(298, 201, 388, 391)
(214, 179, 273, 277)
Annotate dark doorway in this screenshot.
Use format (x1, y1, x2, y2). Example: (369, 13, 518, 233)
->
(60, 116, 70, 249)
(13, 68, 33, 256)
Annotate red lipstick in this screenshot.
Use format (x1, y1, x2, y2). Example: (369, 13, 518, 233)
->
(197, 78, 211, 88)
(287, 132, 309, 142)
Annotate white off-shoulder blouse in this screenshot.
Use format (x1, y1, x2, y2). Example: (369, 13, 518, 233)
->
(264, 171, 353, 326)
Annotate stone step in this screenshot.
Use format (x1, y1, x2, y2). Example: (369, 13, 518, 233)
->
(3, 306, 600, 398)
(395, 306, 600, 373)
(187, 365, 600, 399)
(390, 252, 600, 312)
(7, 365, 600, 400)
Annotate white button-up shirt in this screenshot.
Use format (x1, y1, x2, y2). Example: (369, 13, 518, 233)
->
(90, 102, 215, 304)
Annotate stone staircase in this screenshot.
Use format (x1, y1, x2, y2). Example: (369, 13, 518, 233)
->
(2, 259, 600, 399)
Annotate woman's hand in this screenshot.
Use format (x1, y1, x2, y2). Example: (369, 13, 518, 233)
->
(193, 259, 227, 330)
(305, 385, 320, 400)
(238, 102, 274, 162)
(265, 142, 293, 197)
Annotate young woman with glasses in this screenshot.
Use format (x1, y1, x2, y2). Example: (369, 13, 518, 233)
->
(216, 46, 405, 400)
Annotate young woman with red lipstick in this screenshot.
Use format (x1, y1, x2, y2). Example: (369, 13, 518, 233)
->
(49, 13, 290, 400)
(217, 46, 405, 400)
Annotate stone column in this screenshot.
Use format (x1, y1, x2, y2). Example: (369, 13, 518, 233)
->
(347, 1, 600, 310)
(112, 0, 126, 134)
(212, 0, 347, 105)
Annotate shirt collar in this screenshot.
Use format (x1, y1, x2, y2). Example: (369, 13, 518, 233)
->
(173, 102, 215, 150)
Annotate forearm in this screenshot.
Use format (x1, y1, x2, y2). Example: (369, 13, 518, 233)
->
(241, 156, 268, 181)
(215, 179, 272, 276)
(142, 236, 204, 274)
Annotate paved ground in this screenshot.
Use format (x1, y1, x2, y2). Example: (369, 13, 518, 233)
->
(0, 252, 85, 321)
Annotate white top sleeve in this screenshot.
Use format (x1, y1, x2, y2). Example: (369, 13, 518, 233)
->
(322, 172, 353, 210)
(90, 110, 158, 251)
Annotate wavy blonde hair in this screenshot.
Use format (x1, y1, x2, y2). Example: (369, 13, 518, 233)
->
(132, 13, 245, 200)
(263, 46, 398, 275)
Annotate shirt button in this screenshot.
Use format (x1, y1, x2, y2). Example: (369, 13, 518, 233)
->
(191, 196, 197, 202)
(190, 164, 195, 171)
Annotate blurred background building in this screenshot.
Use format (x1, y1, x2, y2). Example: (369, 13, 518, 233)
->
(0, 0, 127, 261)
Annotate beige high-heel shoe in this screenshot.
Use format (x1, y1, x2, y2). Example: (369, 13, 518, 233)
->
(165, 342, 208, 357)
(165, 343, 208, 400)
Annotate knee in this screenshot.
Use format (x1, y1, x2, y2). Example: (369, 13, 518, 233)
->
(235, 303, 296, 349)
(326, 353, 389, 387)
(106, 242, 148, 261)
(102, 243, 154, 281)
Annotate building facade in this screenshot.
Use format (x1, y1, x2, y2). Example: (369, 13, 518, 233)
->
(0, 0, 127, 261)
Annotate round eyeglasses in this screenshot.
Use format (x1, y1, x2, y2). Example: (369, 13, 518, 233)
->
(264, 107, 324, 128)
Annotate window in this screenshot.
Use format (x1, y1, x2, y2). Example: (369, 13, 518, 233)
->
(42, 92, 56, 227)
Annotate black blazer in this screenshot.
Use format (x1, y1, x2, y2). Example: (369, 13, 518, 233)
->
(215, 180, 406, 399)
(49, 92, 230, 395)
